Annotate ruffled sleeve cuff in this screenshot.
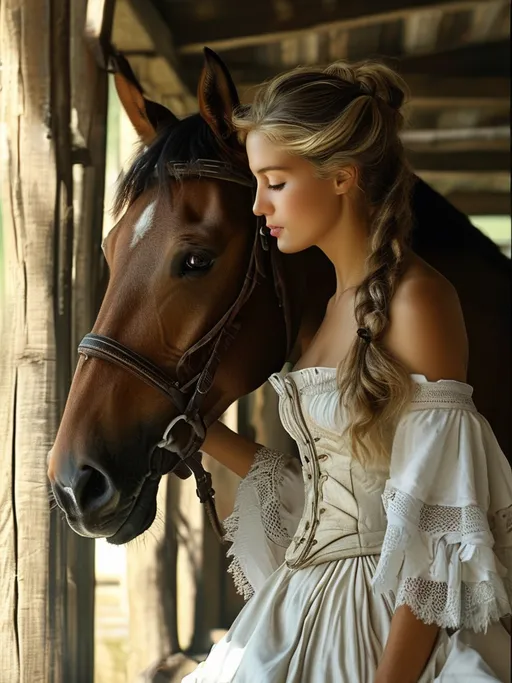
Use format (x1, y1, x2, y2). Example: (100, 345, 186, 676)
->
(371, 377, 512, 633)
(223, 447, 304, 601)
(372, 487, 511, 632)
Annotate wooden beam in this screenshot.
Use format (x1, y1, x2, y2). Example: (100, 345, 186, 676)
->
(397, 38, 510, 77)
(125, 0, 195, 114)
(404, 74, 509, 109)
(173, 0, 496, 54)
(84, 0, 116, 69)
(112, 0, 155, 52)
(124, 55, 197, 114)
(417, 171, 510, 194)
(408, 150, 510, 172)
(403, 128, 509, 152)
(200, 38, 509, 92)
(402, 125, 510, 144)
(80, 0, 116, 333)
(0, 0, 72, 680)
(127, 0, 180, 72)
(237, 73, 509, 112)
(446, 191, 511, 215)
(411, 150, 510, 194)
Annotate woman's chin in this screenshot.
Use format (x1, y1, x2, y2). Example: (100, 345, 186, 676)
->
(276, 237, 306, 255)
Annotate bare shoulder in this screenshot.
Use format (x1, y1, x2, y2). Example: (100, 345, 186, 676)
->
(385, 253, 469, 382)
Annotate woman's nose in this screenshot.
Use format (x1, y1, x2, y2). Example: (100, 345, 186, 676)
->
(252, 191, 270, 217)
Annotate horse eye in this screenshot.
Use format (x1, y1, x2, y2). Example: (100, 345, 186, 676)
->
(182, 252, 214, 273)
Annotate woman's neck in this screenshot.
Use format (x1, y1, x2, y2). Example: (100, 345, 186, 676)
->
(317, 202, 371, 301)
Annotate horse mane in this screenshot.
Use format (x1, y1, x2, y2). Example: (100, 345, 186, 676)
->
(113, 114, 235, 218)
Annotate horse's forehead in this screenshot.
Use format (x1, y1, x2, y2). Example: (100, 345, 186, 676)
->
(130, 198, 157, 249)
(109, 180, 243, 255)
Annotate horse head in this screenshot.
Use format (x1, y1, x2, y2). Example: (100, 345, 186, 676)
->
(48, 49, 292, 544)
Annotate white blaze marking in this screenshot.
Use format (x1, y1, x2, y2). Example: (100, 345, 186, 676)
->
(130, 200, 157, 249)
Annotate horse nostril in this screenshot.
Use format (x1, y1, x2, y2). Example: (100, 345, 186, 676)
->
(74, 464, 116, 516)
(52, 457, 120, 522)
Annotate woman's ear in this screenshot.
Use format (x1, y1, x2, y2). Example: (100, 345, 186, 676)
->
(334, 166, 358, 195)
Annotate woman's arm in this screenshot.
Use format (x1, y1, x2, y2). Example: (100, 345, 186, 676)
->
(376, 270, 467, 682)
(202, 420, 262, 477)
(375, 606, 439, 683)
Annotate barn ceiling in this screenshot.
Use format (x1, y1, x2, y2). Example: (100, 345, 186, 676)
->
(111, 0, 510, 215)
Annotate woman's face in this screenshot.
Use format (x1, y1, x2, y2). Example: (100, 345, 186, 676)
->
(246, 130, 343, 254)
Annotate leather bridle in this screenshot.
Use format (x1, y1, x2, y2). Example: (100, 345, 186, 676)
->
(77, 159, 292, 542)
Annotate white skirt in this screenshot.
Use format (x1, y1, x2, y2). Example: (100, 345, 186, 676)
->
(182, 556, 510, 683)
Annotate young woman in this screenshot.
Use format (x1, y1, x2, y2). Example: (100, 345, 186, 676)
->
(183, 60, 511, 682)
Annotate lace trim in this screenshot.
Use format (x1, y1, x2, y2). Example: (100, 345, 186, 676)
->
(410, 383, 475, 411)
(395, 576, 511, 632)
(224, 554, 254, 602)
(382, 488, 488, 536)
(299, 379, 338, 395)
(374, 488, 512, 631)
(224, 447, 293, 601)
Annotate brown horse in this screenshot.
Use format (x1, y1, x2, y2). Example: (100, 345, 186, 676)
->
(48, 48, 510, 545)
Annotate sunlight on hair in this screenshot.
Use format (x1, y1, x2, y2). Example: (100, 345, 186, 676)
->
(233, 59, 415, 464)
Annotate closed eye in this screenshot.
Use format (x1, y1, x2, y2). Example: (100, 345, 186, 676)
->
(268, 183, 285, 191)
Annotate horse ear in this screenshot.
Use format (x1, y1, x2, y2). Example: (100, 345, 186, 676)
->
(110, 49, 179, 145)
(198, 47, 240, 142)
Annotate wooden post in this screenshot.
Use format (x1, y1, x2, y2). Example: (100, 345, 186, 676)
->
(69, 1, 115, 680)
(0, 0, 111, 680)
(0, 0, 65, 679)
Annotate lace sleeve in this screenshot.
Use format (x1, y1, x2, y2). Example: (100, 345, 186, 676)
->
(223, 447, 304, 601)
(372, 487, 512, 632)
(371, 379, 512, 632)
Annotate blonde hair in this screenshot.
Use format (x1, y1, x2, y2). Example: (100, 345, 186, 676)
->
(233, 60, 416, 464)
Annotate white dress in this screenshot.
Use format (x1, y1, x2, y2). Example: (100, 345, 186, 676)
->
(183, 368, 512, 682)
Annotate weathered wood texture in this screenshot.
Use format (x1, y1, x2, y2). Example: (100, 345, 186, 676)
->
(69, 2, 115, 681)
(0, 0, 111, 680)
(167, 0, 496, 53)
(0, 0, 62, 680)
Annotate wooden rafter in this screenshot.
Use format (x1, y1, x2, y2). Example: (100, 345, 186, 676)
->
(168, 0, 497, 54)
(417, 170, 510, 193)
(179, 37, 508, 86)
(236, 73, 510, 111)
(446, 191, 511, 215)
(404, 75, 509, 109)
(410, 149, 510, 193)
(398, 37, 510, 76)
(124, 0, 195, 113)
(403, 125, 509, 144)
(408, 150, 510, 172)
(403, 127, 509, 153)
(85, 0, 116, 69)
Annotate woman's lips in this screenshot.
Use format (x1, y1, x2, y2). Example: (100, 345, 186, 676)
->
(267, 225, 283, 237)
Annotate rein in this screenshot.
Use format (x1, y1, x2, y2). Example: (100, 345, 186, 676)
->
(78, 159, 292, 542)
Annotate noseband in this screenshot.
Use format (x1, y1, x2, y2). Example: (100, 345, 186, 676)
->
(78, 159, 291, 542)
